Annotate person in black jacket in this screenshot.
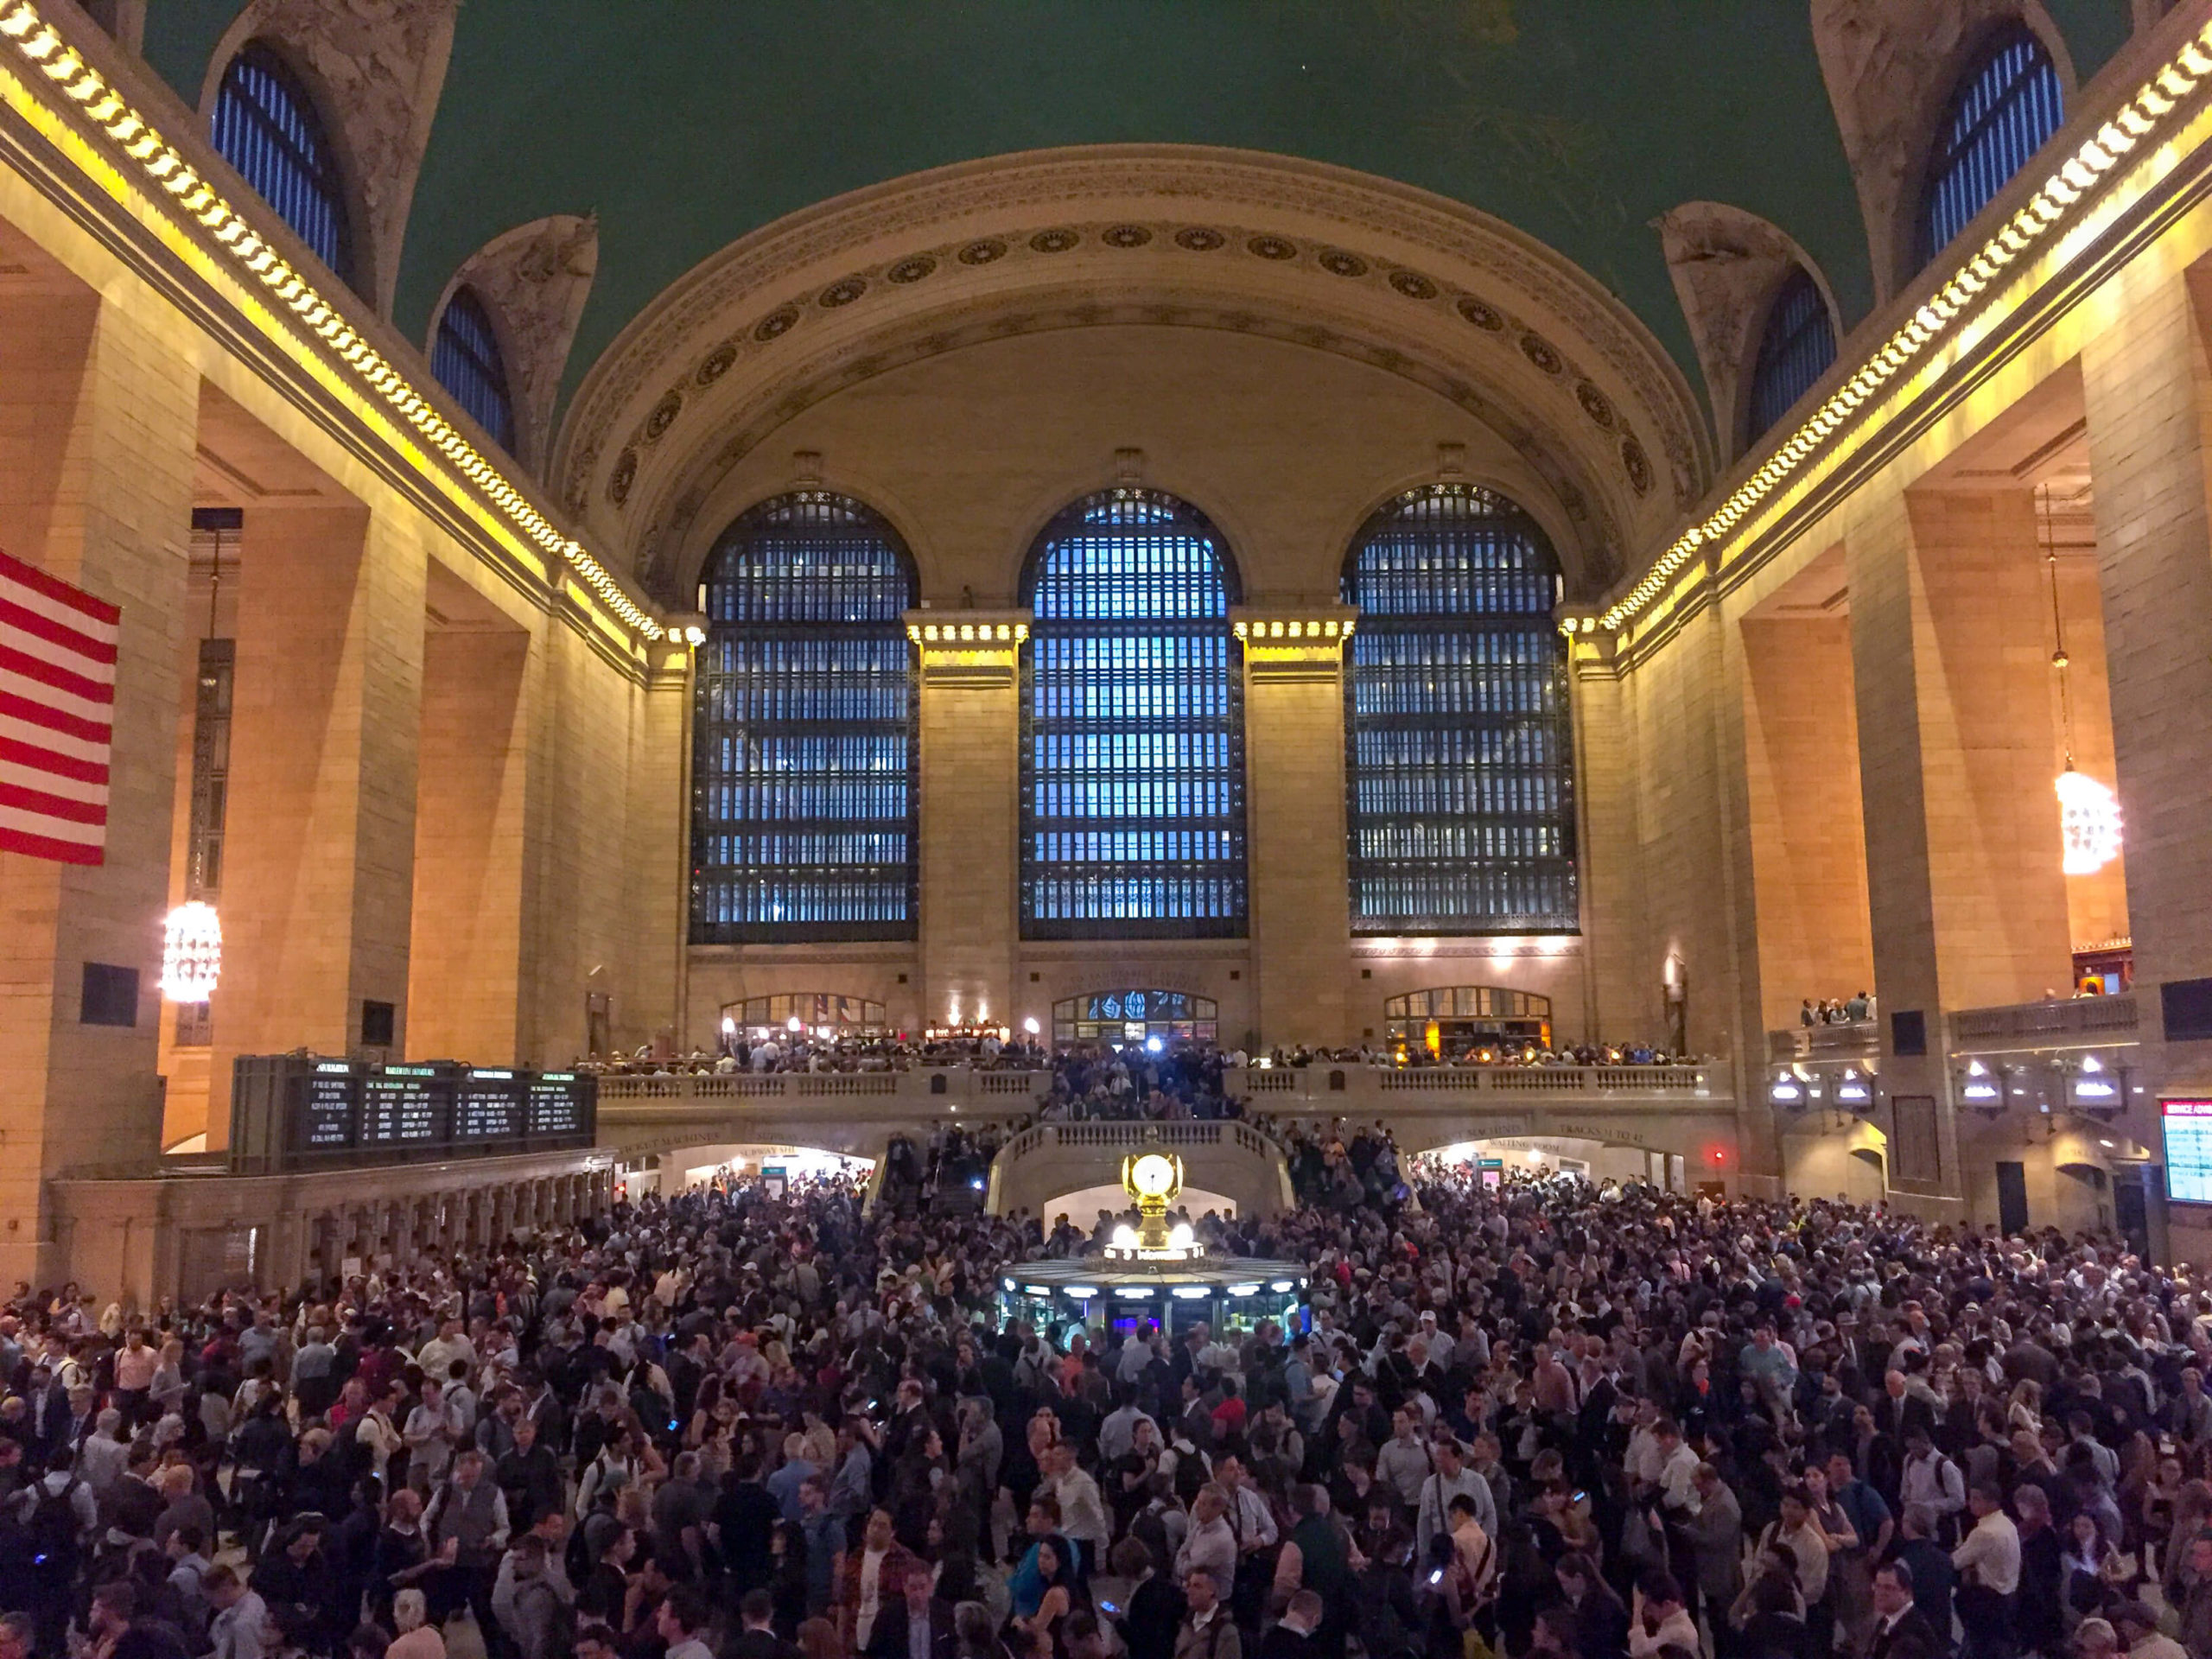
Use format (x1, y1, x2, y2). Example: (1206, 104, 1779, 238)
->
(1867, 1560, 1946, 1659)
(866, 1573, 961, 1659)
(1107, 1537, 1185, 1659)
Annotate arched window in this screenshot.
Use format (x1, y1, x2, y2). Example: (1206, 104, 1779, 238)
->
(431, 288, 516, 453)
(690, 493, 917, 942)
(1343, 484, 1577, 934)
(211, 42, 353, 283)
(1021, 488, 1247, 938)
(1917, 24, 2064, 269)
(1745, 267, 1838, 444)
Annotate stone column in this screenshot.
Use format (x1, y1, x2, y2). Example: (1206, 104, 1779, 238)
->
(620, 643, 690, 1056)
(406, 623, 531, 1064)
(909, 613, 1027, 1033)
(205, 504, 426, 1144)
(2082, 267, 2212, 1037)
(1846, 480, 2075, 1204)
(1233, 609, 1356, 1047)
(2081, 264, 2212, 1262)
(0, 283, 198, 1284)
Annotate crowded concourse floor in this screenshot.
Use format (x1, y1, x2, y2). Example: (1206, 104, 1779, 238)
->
(2, 1131, 2208, 1659)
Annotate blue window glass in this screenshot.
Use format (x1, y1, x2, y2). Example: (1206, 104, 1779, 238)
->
(431, 288, 517, 453)
(212, 43, 353, 283)
(1344, 484, 1578, 935)
(1917, 25, 2064, 268)
(690, 493, 917, 943)
(1021, 489, 1247, 939)
(1745, 267, 1838, 444)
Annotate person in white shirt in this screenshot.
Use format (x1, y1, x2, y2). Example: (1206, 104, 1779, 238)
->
(1953, 1482, 2021, 1657)
(1627, 1570, 1700, 1659)
(1047, 1442, 1112, 1577)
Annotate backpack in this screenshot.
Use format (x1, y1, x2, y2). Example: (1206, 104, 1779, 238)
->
(28, 1477, 80, 1570)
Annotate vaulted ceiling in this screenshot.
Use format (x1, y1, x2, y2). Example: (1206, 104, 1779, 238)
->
(139, 0, 2132, 421)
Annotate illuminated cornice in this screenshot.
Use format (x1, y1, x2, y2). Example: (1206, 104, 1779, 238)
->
(903, 609, 1031, 690)
(1601, 16, 2212, 635)
(0, 0, 666, 645)
(1230, 616, 1354, 644)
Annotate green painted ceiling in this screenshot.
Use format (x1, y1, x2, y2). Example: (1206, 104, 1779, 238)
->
(141, 0, 2132, 418)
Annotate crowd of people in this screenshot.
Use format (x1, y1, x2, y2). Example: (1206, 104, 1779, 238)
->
(6, 1141, 2212, 1659)
(1799, 997, 1876, 1028)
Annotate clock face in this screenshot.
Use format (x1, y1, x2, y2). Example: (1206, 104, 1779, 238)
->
(1129, 1153, 1177, 1198)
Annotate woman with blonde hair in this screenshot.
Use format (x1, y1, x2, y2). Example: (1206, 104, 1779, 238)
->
(385, 1591, 443, 1659)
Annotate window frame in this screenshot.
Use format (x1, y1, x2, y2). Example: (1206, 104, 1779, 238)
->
(1018, 488, 1249, 942)
(1341, 482, 1580, 938)
(689, 492, 920, 945)
(1743, 265, 1838, 448)
(1915, 22, 2065, 270)
(430, 286, 518, 454)
(211, 40, 356, 286)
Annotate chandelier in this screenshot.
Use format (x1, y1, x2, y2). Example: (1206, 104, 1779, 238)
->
(2040, 486, 2120, 875)
(159, 900, 222, 1001)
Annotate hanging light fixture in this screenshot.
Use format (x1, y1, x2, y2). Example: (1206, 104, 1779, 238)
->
(2040, 485, 2120, 874)
(159, 900, 222, 1001)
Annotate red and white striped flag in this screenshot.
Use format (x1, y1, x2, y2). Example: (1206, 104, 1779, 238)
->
(0, 547, 118, 866)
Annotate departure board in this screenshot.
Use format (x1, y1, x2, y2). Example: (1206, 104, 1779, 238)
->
(233, 1055, 596, 1171)
(454, 1071, 526, 1141)
(296, 1061, 361, 1151)
(2164, 1099, 2212, 1204)
(529, 1073, 588, 1136)
(359, 1065, 449, 1145)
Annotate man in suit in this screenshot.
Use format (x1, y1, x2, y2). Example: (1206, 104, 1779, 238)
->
(1881, 1369, 1938, 1446)
(727, 1589, 800, 1659)
(1865, 1560, 1945, 1659)
(865, 1573, 958, 1659)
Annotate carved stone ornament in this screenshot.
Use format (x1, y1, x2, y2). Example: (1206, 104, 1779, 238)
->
(554, 146, 1714, 603)
(1809, 0, 2076, 303)
(429, 214, 599, 479)
(199, 0, 460, 318)
(1653, 201, 1842, 464)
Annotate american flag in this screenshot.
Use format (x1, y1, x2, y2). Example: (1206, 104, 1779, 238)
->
(0, 547, 118, 866)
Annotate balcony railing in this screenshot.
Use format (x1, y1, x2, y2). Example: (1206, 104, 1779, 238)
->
(1949, 994, 2139, 1052)
(1768, 1021, 1882, 1062)
(594, 1061, 1724, 1122)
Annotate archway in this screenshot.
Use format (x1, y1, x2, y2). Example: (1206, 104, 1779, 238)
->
(1053, 989, 1218, 1046)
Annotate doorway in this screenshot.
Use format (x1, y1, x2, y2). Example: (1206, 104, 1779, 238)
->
(1996, 1160, 2030, 1236)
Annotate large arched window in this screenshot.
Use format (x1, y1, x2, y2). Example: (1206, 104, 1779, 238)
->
(1916, 24, 2064, 269)
(1745, 267, 1837, 445)
(1343, 484, 1577, 934)
(212, 42, 353, 283)
(1021, 489, 1246, 938)
(431, 288, 517, 453)
(690, 493, 917, 943)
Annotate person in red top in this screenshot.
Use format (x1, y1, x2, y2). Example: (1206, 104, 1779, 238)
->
(1210, 1377, 1248, 1440)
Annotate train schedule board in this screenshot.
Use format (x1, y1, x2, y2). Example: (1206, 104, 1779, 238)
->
(454, 1069, 527, 1142)
(527, 1072, 590, 1138)
(293, 1060, 363, 1153)
(359, 1064, 454, 1147)
(2164, 1099, 2212, 1204)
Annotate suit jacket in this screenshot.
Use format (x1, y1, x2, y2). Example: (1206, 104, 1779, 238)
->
(1882, 1392, 1937, 1446)
(1865, 1606, 1945, 1659)
(726, 1630, 801, 1659)
(862, 1599, 958, 1659)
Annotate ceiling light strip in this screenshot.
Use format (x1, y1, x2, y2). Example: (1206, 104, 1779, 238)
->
(0, 0, 665, 644)
(1599, 22, 2212, 635)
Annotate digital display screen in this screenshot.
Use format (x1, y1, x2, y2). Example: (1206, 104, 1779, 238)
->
(528, 1074, 586, 1137)
(251, 1057, 594, 1169)
(361, 1067, 447, 1144)
(296, 1063, 359, 1150)
(2164, 1100, 2212, 1204)
(454, 1071, 524, 1141)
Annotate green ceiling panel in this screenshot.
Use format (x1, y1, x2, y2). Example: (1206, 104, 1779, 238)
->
(139, 0, 2131, 420)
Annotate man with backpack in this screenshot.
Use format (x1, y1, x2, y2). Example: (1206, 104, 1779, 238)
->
(17, 1446, 93, 1655)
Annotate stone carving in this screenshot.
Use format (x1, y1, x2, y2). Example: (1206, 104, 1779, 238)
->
(1809, 0, 2075, 303)
(1654, 201, 1840, 463)
(555, 148, 1712, 529)
(430, 213, 598, 478)
(199, 0, 459, 318)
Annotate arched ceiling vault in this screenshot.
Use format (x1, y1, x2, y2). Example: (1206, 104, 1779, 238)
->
(557, 147, 1714, 607)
